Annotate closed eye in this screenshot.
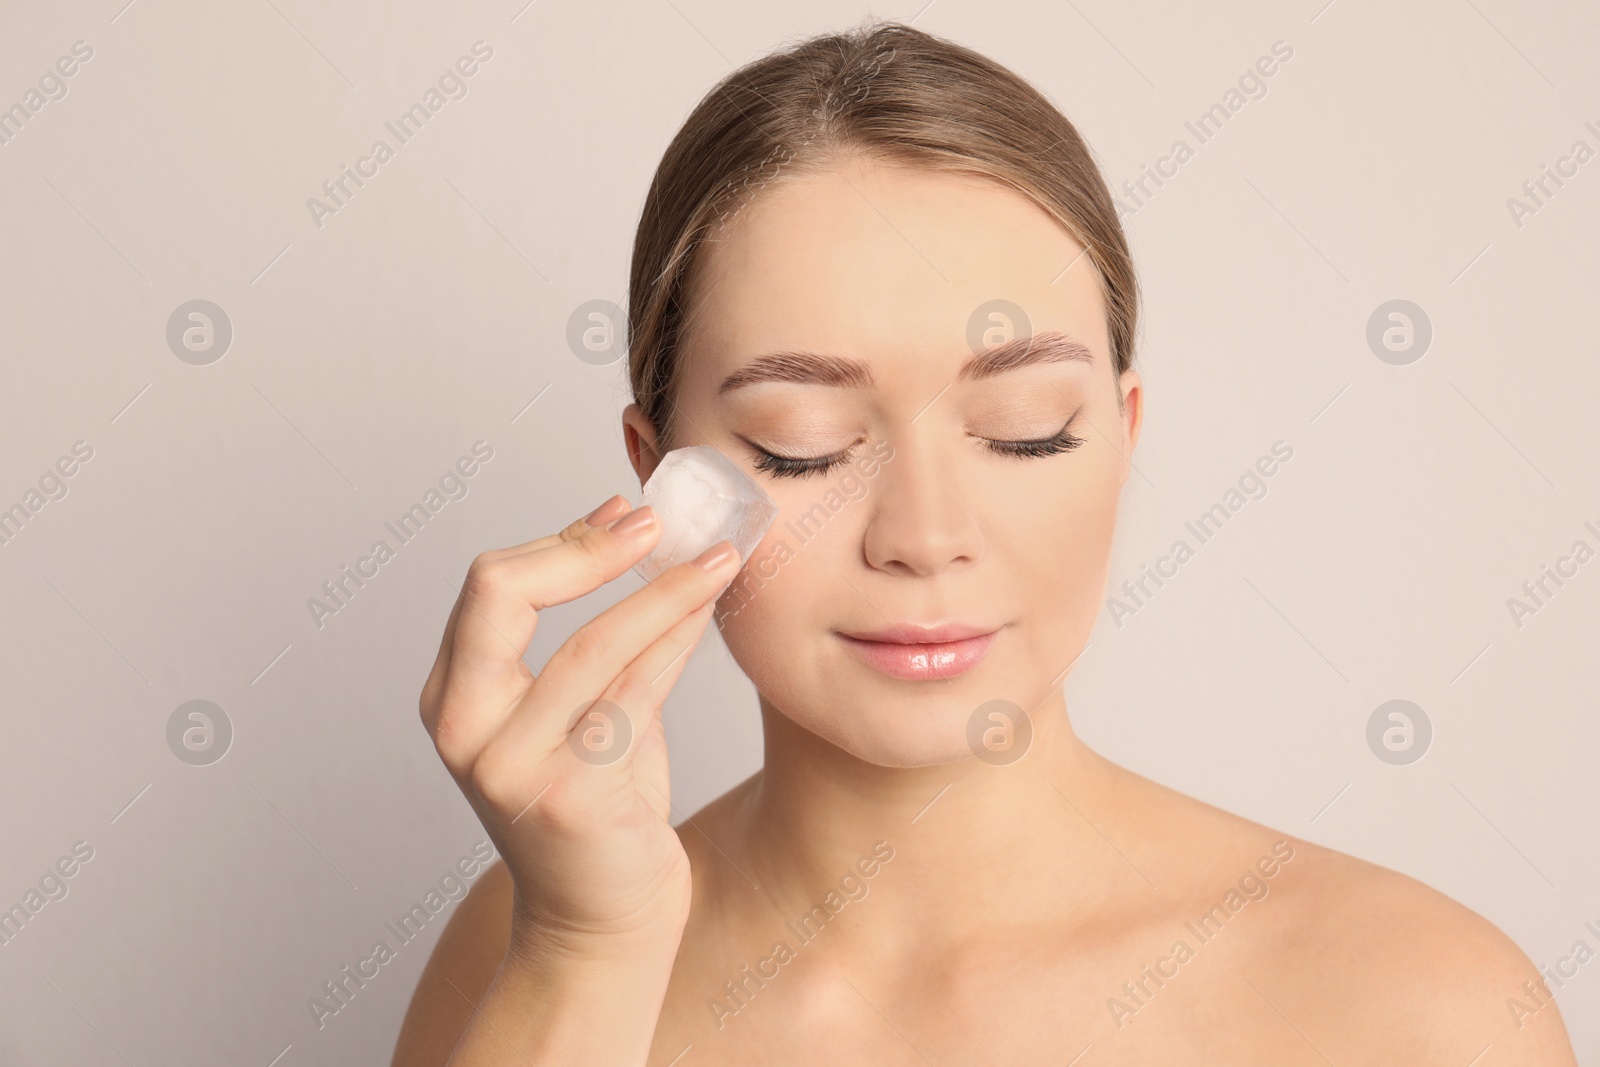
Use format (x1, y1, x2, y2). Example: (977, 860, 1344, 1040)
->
(981, 416, 1086, 459)
(744, 415, 1085, 480)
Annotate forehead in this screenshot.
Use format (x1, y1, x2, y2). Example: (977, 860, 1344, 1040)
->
(679, 157, 1110, 386)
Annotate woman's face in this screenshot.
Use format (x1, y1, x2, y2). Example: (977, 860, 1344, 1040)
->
(625, 155, 1142, 768)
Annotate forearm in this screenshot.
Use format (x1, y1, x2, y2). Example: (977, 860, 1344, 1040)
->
(445, 925, 681, 1067)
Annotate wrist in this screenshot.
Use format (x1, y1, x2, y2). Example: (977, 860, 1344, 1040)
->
(457, 914, 684, 1067)
(507, 910, 687, 971)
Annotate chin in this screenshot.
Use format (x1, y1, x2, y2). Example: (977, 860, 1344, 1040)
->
(796, 706, 982, 769)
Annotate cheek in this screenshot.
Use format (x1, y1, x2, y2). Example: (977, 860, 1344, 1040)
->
(711, 484, 863, 680)
(713, 536, 818, 704)
(717, 531, 794, 625)
(727, 473, 865, 597)
(1004, 458, 1123, 619)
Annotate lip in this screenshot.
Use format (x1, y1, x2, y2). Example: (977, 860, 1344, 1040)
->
(836, 622, 1000, 681)
(839, 621, 995, 644)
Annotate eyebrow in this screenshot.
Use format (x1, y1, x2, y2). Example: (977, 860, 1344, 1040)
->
(715, 330, 1094, 394)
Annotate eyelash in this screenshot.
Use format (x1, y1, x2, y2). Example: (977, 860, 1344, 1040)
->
(750, 420, 1086, 479)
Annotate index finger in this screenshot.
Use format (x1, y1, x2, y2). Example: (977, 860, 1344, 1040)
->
(425, 500, 670, 770)
(425, 495, 630, 723)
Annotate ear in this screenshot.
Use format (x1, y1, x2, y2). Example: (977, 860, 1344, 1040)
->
(622, 403, 664, 488)
(1117, 368, 1143, 487)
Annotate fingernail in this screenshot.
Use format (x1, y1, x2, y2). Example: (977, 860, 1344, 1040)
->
(585, 495, 629, 526)
(608, 507, 656, 539)
(692, 542, 737, 570)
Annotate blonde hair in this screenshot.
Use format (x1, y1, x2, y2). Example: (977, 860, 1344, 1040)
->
(627, 17, 1138, 446)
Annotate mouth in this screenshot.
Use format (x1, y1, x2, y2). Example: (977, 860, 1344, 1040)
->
(835, 622, 1000, 681)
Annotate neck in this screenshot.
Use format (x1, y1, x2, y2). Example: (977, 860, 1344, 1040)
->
(726, 688, 1139, 955)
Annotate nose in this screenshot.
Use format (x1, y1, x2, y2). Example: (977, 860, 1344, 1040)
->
(861, 434, 984, 577)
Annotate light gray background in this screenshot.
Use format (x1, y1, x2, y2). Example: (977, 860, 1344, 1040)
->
(2, 0, 1596, 1062)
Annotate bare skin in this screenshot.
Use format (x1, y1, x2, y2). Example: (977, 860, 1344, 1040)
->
(393, 156, 1577, 1065)
(403, 752, 1576, 1065)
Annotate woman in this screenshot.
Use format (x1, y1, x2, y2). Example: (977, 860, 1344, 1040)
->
(394, 20, 1578, 1065)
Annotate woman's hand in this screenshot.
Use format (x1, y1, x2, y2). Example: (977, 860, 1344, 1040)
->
(419, 495, 740, 960)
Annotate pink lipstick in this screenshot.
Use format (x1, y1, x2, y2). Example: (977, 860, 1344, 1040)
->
(835, 622, 999, 681)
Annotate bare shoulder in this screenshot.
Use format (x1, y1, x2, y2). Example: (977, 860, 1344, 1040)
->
(1104, 766, 1576, 1063)
(389, 859, 515, 1067)
(1237, 831, 1577, 1064)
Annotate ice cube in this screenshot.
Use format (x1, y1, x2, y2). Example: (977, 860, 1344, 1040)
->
(633, 445, 778, 582)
